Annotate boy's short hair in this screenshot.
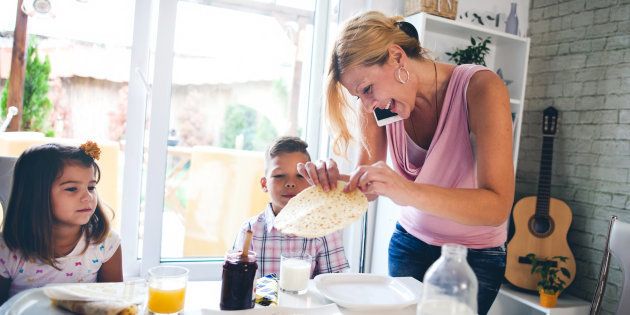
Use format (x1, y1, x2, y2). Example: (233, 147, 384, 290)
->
(265, 136, 311, 170)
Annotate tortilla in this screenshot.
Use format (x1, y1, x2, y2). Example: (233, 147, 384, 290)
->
(44, 282, 143, 315)
(52, 299, 138, 315)
(274, 181, 368, 238)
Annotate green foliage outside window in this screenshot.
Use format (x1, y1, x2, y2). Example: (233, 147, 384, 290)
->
(219, 104, 277, 151)
(1, 37, 54, 136)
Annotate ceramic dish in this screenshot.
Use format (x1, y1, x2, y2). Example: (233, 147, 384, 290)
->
(0, 289, 68, 315)
(313, 273, 420, 311)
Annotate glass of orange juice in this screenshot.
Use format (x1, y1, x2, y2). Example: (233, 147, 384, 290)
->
(147, 266, 189, 314)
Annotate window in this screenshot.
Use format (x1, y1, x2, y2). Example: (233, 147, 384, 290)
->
(1, 0, 346, 280)
(0, 0, 135, 231)
(123, 0, 337, 279)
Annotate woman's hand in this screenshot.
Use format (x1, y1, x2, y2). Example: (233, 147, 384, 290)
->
(345, 161, 414, 206)
(297, 158, 349, 192)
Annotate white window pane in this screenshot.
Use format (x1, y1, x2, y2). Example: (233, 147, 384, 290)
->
(0, 0, 135, 233)
(147, 0, 316, 260)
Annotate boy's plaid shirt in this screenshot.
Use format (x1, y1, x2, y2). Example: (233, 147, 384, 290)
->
(233, 204, 349, 279)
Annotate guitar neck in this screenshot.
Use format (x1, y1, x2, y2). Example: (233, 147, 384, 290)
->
(536, 135, 555, 217)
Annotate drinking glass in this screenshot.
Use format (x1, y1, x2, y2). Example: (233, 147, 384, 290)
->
(123, 278, 148, 303)
(147, 265, 189, 314)
(279, 252, 312, 294)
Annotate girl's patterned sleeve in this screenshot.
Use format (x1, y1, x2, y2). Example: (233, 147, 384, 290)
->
(99, 231, 121, 263)
(0, 237, 16, 279)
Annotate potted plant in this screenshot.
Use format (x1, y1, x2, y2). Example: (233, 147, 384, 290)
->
(445, 36, 491, 66)
(524, 253, 572, 308)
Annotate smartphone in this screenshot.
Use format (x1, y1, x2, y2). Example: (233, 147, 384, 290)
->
(373, 107, 403, 127)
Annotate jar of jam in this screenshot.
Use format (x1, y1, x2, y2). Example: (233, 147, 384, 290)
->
(219, 250, 258, 310)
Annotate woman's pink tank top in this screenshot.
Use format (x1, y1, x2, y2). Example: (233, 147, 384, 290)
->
(385, 64, 507, 249)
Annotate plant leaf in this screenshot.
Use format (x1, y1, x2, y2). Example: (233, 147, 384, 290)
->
(561, 268, 571, 278)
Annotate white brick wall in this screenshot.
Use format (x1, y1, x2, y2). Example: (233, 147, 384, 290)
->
(519, 0, 630, 313)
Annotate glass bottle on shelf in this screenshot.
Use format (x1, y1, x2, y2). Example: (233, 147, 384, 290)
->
(417, 243, 478, 315)
(505, 1, 519, 35)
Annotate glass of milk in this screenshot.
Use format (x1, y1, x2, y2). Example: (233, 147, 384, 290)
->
(279, 252, 312, 294)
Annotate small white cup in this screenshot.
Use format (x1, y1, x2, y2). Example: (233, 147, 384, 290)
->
(279, 252, 312, 294)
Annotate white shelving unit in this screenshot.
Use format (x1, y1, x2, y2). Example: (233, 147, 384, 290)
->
(488, 285, 591, 315)
(406, 13, 530, 171)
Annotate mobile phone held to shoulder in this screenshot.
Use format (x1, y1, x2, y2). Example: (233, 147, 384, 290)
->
(373, 108, 403, 127)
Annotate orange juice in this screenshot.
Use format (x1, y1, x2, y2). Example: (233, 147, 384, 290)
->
(148, 286, 186, 313)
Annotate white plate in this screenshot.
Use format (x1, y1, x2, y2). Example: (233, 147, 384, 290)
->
(314, 273, 420, 311)
(0, 288, 70, 315)
(0, 282, 147, 315)
(201, 303, 342, 315)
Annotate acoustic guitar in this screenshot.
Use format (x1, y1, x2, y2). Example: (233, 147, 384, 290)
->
(505, 106, 575, 291)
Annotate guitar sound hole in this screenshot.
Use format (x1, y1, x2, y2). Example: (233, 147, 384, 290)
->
(528, 216, 555, 237)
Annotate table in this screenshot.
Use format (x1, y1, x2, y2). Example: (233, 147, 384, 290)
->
(0, 277, 423, 314)
(192, 278, 421, 314)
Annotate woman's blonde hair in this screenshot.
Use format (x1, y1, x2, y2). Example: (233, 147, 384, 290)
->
(326, 11, 426, 156)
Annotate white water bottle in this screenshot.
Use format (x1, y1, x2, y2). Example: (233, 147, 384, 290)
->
(417, 243, 478, 315)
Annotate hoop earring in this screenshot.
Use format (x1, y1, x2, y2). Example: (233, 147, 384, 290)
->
(396, 66, 410, 84)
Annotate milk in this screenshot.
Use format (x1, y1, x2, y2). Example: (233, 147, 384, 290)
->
(417, 299, 476, 315)
(279, 258, 311, 293)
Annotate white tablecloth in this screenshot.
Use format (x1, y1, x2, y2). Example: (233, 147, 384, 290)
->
(0, 277, 422, 315)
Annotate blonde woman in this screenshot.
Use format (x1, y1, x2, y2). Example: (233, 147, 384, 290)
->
(298, 11, 514, 315)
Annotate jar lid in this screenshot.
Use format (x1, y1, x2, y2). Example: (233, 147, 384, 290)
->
(225, 250, 257, 263)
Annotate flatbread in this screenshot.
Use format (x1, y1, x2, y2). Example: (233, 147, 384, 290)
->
(274, 181, 368, 238)
(46, 282, 142, 315)
(52, 299, 137, 315)
(43, 282, 145, 304)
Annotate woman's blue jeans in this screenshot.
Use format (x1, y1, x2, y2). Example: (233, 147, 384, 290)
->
(389, 223, 506, 315)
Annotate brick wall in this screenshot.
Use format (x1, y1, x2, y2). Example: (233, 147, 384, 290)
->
(519, 0, 629, 313)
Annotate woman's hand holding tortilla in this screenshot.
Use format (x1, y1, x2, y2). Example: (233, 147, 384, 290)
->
(297, 158, 349, 192)
(346, 161, 413, 205)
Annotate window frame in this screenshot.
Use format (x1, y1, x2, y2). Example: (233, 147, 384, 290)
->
(120, 0, 155, 278)
(121, 0, 340, 280)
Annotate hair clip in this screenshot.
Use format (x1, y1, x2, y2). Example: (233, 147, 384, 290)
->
(395, 21, 419, 41)
(80, 141, 101, 160)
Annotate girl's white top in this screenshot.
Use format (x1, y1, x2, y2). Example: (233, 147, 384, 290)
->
(0, 230, 120, 297)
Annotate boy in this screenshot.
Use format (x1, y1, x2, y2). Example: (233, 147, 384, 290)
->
(234, 136, 349, 278)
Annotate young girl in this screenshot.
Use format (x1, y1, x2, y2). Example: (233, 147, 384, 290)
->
(0, 141, 122, 303)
